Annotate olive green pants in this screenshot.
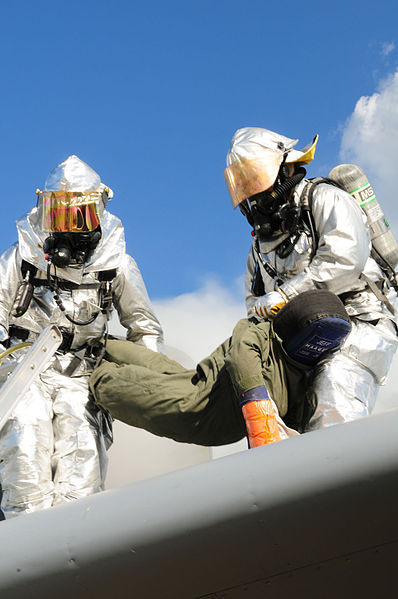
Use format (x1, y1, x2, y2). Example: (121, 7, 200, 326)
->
(90, 340, 246, 446)
(89, 320, 310, 446)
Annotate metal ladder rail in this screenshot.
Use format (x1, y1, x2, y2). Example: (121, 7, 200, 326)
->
(0, 325, 63, 432)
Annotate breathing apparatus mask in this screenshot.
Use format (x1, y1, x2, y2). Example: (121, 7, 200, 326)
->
(37, 189, 109, 267)
(43, 230, 102, 267)
(243, 164, 306, 241)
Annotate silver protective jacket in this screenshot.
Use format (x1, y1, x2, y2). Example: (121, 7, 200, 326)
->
(246, 180, 398, 322)
(0, 207, 163, 352)
(245, 180, 398, 429)
(0, 206, 163, 518)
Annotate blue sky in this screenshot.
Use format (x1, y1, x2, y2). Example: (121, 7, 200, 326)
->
(1, 0, 398, 302)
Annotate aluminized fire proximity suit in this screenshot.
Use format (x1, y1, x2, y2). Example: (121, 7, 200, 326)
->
(0, 156, 163, 519)
(245, 179, 398, 430)
(224, 127, 398, 431)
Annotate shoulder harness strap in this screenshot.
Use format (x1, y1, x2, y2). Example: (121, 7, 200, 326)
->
(251, 239, 284, 297)
(98, 268, 117, 314)
(20, 261, 117, 315)
(300, 177, 342, 260)
(21, 260, 38, 280)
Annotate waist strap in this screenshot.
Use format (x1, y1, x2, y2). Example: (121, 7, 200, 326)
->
(360, 273, 395, 315)
(339, 275, 395, 315)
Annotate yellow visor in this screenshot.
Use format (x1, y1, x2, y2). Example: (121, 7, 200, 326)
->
(38, 190, 103, 233)
(224, 150, 283, 209)
(286, 134, 319, 164)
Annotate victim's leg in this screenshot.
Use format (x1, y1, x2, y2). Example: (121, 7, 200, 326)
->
(105, 339, 187, 373)
(90, 359, 222, 444)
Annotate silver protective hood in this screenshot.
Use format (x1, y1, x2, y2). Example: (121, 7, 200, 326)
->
(17, 208, 126, 285)
(44, 155, 113, 202)
(226, 128, 318, 167)
(228, 128, 298, 158)
(224, 128, 318, 208)
(11, 209, 163, 351)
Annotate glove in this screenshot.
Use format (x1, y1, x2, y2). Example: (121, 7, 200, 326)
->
(253, 290, 286, 320)
(0, 325, 8, 344)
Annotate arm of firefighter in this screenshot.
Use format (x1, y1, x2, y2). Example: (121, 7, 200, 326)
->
(225, 319, 271, 396)
(0, 244, 22, 340)
(245, 249, 287, 320)
(279, 184, 371, 299)
(252, 290, 286, 321)
(112, 254, 164, 352)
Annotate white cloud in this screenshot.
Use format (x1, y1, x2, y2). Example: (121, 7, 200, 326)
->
(153, 278, 246, 364)
(340, 69, 398, 230)
(109, 277, 246, 364)
(339, 71, 398, 412)
(381, 41, 395, 57)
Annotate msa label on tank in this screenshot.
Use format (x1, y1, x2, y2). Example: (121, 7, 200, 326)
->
(350, 182, 376, 207)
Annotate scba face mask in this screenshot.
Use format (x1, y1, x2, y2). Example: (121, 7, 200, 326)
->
(246, 165, 306, 241)
(43, 229, 102, 267)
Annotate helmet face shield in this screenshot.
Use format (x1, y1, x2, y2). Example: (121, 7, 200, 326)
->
(38, 190, 104, 233)
(224, 149, 283, 209)
(224, 128, 319, 210)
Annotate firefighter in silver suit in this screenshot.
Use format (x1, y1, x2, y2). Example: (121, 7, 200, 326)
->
(224, 127, 398, 432)
(0, 155, 163, 518)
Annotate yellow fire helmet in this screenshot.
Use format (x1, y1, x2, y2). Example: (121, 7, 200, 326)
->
(224, 127, 318, 209)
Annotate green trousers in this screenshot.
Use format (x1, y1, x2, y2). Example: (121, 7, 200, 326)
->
(89, 319, 310, 446)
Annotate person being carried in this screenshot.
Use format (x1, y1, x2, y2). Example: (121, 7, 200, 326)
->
(89, 289, 351, 449)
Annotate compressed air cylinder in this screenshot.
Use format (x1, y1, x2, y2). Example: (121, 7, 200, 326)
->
(328, 164, 398, 270)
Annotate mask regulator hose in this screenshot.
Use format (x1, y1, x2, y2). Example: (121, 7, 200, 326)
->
(241, 167, 306, 231)
(46, 261, 99, 327)
(262, 166, 306, 207)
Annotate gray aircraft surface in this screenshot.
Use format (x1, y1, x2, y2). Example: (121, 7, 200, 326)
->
(1, 408, 398, 598)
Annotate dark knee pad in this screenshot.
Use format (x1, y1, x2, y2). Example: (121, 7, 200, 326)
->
(273, 289, 351, 365)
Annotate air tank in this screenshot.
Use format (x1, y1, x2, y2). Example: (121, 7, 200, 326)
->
(328, 164, 398, 270)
